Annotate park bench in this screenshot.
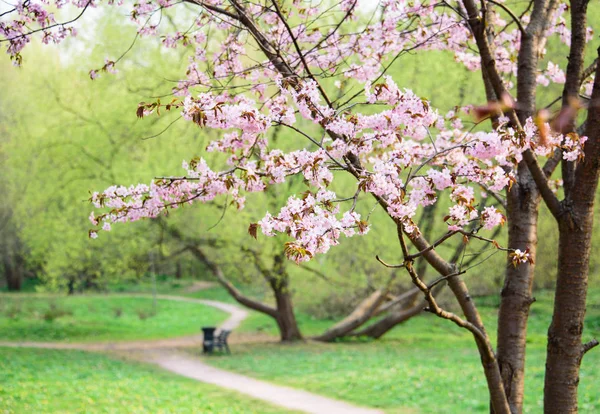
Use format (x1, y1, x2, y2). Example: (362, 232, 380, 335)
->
(214, 329, 231, 354)
(202, 327, 231, 354)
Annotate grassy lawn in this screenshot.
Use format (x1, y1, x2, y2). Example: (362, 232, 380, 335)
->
(197, 338, 600, 414)
(196, 289, 600, 414)
(0, 295, 226, 342)
(0, 347, 292, 413)
(16, 279, 595, 413)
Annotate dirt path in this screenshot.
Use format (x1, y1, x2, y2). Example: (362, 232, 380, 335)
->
(0, 293, 385, 414)
(142, 349, 383, 414)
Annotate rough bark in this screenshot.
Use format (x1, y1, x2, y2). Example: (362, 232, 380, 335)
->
(544, 47, 600, 414)
(496, 165, 540, 413)
(516, 0, 553, 122)
(559, 0, 589, 200)
(462, 1, 556, 410)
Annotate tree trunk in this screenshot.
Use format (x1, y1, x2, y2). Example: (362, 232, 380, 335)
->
(351, 284, 449, 339)
(175, 260, 182, 279)
(269, 253, 302, 341)
(544, 48, 600, 414)
(3, 254, 22, 291)
(544, 218, 593, 413)
(496, 165, 540, 413)
(352, 296, 423, 339)
(313, 289, 388, 342)
(67, 277, 75, 295)
(273, 283, 303, 341)
(163, 218, 303, 341)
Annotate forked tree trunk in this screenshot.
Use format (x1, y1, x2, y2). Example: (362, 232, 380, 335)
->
(200, 247, 303, 342)
(496, 166, 540, 413)
(544, 49, 600, 414)
(495, 0, 557, 408)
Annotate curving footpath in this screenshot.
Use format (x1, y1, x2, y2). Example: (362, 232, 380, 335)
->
(0, 294, 383, 414)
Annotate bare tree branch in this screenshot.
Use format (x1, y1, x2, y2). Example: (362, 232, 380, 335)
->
(582, 339, 599, 356)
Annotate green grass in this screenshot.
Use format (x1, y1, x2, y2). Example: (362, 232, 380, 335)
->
(0, 295, 226, 342)
(0, 347, 292, 413)
(15, 280, 595, 413)
(196, 288, 600, 414)
(199, 329, 599, 414)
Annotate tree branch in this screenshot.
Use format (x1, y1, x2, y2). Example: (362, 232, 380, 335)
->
(312, 289, 388, 342)
(0, 0, 92, 43)
(395, 229, 487, 345)
(159, 220, 278, 318)
(488, 0, 526, 35)
(270, 0, 333, 107)
(582, 339, 599, 356)
(372, 286, 422, 316)
(582, 58, 598, 82)
(406, 231, 459, 261)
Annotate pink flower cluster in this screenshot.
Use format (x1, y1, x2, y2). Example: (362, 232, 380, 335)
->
(258, 190, 369, 263)
(87, 71, 585, 262)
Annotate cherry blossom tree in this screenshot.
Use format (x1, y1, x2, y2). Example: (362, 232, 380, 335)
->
(2, 0, 598, 412)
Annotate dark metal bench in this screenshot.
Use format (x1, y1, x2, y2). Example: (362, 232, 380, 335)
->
(214, 329, 231, 354)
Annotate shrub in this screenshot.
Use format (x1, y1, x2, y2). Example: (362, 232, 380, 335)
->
(5, 304, 21, 319)
(136, 308, 156, 320)
(42, 303, 72, 322)
(113, 307, 123, 318)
